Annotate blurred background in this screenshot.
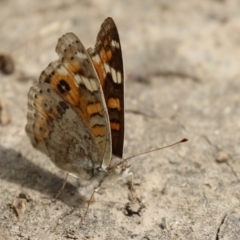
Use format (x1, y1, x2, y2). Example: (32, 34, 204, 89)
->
(2, 0, 240, 84)
(1, 0, 240, 239)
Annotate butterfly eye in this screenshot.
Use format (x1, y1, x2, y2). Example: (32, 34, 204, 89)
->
(96, 167, 103, 173)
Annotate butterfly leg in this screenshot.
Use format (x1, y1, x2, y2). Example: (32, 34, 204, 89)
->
(119, 171, 135, 201)
(53, 173, 69, 201)
(52, 172, 69, 201)
(80, 187, 100, 224)
(52, 172, 79, 202)
(129, 172, 135, 201)
(126, 172, 135, 202)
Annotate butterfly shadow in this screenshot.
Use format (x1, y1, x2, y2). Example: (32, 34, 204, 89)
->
(0, 145, 86, 208)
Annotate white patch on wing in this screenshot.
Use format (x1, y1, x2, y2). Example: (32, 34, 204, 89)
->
(89, 78, 98, 91)
(79, 76, 98, 92)
(74, 74, 81, 86)
(110, 67, 117, 83)
(104, 63, 110, 74)
(58, 66, 69, 75)
(76, 52, 88, 59)
(74, 69, 99, 91)
(82, 76, 92, 91)
(92, 54, 101, 64)
(117, 71, 122, 83)
(111, 40, 120, 49)
(103, 63, 122, 84)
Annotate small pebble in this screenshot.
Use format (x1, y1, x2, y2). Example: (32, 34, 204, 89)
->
(216, 152, 229, 163)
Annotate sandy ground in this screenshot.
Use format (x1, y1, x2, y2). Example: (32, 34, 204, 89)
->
(1, 0, 240, 239)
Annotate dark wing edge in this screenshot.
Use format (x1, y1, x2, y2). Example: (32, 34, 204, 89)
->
(88, 17, 124, 158)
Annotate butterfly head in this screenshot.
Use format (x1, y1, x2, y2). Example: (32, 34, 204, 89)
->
(108, 158, 131, 177)
(96, 158, 131, 188)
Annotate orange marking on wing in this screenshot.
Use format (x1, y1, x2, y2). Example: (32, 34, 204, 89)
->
(100, 48, 113, 62)
(33, 119, 50, 143)
(103, 39, 109, 47)
(64, 60, 82, 73)
(107, 98, 120, 111)
(91, 125, 106, 137)
(100, 48, 108, 62)
(50, 73, 78, 104)
(92, 60, 105, 86)
(87, 102, 102, 116)
(91, 45, 113, 87)
(48, 72, 90, 123)
(110, 122, 120, 131)
(35, 95, 59, 120)
(106, 50, 112, 60)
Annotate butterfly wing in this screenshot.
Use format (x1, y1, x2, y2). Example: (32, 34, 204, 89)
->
(26, 32, 112, 170)
(26, 83, 101, 179)
(88, 17, 124, 158)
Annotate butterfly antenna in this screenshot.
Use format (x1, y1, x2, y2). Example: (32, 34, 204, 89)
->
(123, 138, 188, 162)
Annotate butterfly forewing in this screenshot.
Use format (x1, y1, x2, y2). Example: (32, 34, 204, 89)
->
(88, 17, 124, 158)
(38, 33, 112, 166)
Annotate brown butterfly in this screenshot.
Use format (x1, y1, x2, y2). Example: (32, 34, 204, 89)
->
(26, 17, 187, 222)
(26, 17, 130, 219)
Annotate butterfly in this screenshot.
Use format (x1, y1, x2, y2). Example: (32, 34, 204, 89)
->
(25, 17, 188, 222)
(26, 17, 131, 209)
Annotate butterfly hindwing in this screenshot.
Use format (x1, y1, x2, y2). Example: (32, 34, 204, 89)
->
(26, 83, 102, 178)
